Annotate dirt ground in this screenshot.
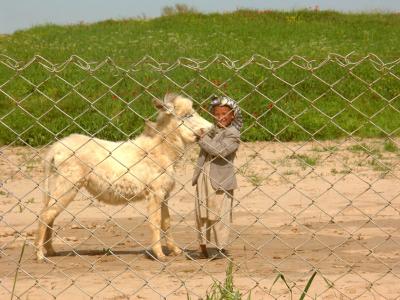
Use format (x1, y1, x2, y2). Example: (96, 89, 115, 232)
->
(1, 138, 400, 299)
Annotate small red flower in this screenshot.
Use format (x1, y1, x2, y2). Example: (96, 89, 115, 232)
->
(267, 103, 274, 110)
(211, 79, 221, 86)
(252, 112, 259, 118)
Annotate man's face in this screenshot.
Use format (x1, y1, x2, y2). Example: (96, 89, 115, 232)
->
(213, 105, 234, 128)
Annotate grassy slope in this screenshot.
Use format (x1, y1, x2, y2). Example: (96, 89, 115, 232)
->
(0, 10, 399, 145)
(1, 10, 400, 61)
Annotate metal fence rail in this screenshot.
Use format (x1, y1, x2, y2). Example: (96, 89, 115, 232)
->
(0, 54, 400, 299)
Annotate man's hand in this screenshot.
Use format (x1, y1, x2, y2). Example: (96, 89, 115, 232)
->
(196, 128, 207, 141)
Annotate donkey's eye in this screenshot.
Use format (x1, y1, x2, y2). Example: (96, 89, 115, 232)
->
(184, 113, 193, 119)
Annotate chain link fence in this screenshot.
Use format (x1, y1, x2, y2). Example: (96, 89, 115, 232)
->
(1, 53, 400, 299)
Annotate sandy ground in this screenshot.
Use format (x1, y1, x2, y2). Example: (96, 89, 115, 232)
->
(1, 138, 400, 299)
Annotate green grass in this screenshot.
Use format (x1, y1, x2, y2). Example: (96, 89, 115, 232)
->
(11, 240, 26, 300)
(203, 262, 322, 299)
(384, 140, 399, 152)
(205, 262, 244, 300)
(290, 154, 318, 167)
(369, 158, 391, 172)
(347, 143, 381, 157)
(1, 10, 400, 146)
(330, 168, 351, 175)
(2, 10, 399, 62)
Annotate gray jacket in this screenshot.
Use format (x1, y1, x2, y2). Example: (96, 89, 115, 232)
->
(192, 125, 240, 191)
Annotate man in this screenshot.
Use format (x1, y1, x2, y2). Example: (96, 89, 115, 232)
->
(192, 96, 242, 259)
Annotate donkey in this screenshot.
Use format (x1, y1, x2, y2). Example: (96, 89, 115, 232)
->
(36, 94, 213, 261)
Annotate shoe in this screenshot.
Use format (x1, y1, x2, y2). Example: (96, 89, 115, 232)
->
(220, 249, 230, 257)
(185, 247, 229, 260)
(208, 248, 229, 259)
(184, 249, 209, 260)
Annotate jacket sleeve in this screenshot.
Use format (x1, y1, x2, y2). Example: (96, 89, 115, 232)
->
(198, 128, 240, 158)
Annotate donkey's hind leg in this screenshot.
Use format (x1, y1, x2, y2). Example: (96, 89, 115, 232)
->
(36, 174, 79, 261)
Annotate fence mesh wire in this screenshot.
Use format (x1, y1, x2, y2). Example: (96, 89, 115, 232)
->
(1, 53, 400, 299)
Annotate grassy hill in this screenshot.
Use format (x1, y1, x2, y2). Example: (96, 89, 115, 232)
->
(1, 10, 400, 62)
(0, 10, 399, 145)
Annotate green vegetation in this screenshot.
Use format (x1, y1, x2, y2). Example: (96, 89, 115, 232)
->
(270, 271, 319, 300)
(383, 140, 399, 152)
(347, 143, 381, 156)
(290, 154, 319, 167)
(2, 9, 399, 61)
(202, 262, 322, 299)
(1, 10, 399, 146)
(205, 262, 244, 300)
(11, 240, 26, 300)
(330, 168, 351, 175)
(369, 158, 391, 172)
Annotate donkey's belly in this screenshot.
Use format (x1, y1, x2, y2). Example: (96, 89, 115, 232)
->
(85, 175, 146, 205)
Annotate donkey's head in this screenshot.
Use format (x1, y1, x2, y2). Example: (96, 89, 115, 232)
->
(153, 94, 213, 144)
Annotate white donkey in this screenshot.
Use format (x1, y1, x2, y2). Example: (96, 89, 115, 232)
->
(36, 94, 213, 261)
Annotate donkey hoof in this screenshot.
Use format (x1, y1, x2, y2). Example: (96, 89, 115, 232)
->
(36, 251, 46, 262)
(169, 247, 183, 256)
(156, 254, 167, 262)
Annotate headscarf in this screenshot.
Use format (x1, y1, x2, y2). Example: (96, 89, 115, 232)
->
(209, 96, 243, 131)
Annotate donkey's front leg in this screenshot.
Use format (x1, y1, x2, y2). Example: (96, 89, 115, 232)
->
(147, 191, 166, 261)
(161, 199, 182, 256)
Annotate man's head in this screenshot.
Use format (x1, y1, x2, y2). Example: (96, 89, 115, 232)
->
(213, 105, 235, 128)
(209, 96, 243, 131)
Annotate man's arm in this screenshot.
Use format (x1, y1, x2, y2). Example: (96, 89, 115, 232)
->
(198, 128, 240, 158)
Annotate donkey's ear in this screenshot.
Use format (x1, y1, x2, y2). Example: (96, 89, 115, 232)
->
(153, 98, 165, 110)
(164, 93, 178, 104)
(153, 98, 174, 114)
